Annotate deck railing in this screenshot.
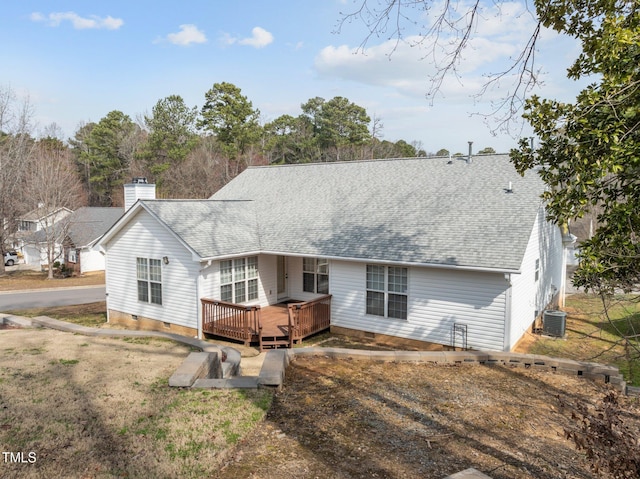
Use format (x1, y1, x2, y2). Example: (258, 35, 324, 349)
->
(201, 298, 261, 346)
(288, 294, 332, 347)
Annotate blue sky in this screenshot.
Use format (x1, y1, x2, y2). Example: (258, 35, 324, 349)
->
(1, 1, 589, 154)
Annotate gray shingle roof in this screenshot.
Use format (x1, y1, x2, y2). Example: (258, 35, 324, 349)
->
(68, 207, 124, 247)
(141, 155, 546, 271)
(142, 200, 261, 258)
(28, 207, 123, 246)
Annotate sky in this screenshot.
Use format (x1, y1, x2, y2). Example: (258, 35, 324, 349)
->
(0, 1, 591, 155)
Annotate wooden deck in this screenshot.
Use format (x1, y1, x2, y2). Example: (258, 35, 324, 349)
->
(201, 296, 331, 351)
(256, 304, 291, 337)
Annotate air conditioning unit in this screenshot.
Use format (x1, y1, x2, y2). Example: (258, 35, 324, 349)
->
(543, 310, 567, 337)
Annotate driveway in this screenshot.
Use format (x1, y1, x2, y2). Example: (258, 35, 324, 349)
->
(0, 285, 106, 311)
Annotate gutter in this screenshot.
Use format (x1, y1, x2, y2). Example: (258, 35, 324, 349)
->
(198, 250, 522, 275)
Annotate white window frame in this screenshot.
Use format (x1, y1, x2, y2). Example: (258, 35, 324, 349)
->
(220, 256, 258, 304)
(366, 265, 408, 320)
(535, 258, 540, 282)
(68, 249, 77, 263)
(137, 257, 162, 305)
(303, 258, 329, 294)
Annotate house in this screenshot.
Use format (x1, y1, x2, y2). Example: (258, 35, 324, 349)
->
(62, 207, 123, 274)
(97, 155, 571, 352)
(18, 206, 122, 273)
(16, 206, 73, 266)
(16, 205, 73, 234)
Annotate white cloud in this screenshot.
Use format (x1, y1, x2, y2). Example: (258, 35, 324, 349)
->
(239, 27, 273, 48)
(30, 11, 123, 30)
(223, 27, 274, 49)
(166, 24, 207, 46)
(314, 39, 437, 98)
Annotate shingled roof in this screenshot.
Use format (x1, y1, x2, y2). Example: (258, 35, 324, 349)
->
(28, 207, 123, 247)
(129, 155, 546, 272)
(67, 207, 124, 248)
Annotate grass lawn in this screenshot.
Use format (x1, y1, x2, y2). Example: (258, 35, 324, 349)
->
(0, 269, 105, 291)
(4, 301, 108, 328)
(526, 293, 640, 386)
(0, 330, 272, 479)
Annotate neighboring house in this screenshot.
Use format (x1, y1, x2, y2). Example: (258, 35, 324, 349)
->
(16, 205, 73, 234)
(16, 206, 73, 266)
(97, 155, 573, 351)
(25, 207, 123, 273)
(62, 207, 123, 274)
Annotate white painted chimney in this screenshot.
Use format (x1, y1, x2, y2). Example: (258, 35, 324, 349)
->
(124, 177, 156, 211)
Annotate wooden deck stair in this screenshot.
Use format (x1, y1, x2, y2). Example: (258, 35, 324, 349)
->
(260, 335, 290, 350)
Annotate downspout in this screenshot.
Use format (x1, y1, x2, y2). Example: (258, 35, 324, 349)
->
(101, 249, 110, 324)
(196, 271, 203, 339)
(196, 259, 213, 339)
(503, 273, 512, 351)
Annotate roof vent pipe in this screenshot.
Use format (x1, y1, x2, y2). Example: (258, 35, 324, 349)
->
(467, 141, 473, 164)
(505, 181, 514, 194)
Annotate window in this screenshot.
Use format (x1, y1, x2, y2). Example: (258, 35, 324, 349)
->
(535, 258, 540, 282)
(366, 265, 408, 319)
(220, 256, 258, 303)
(19, 221, 34, 232)
(303, 258, 329, 294)
(137, 257, 162, 305)
(68, 249, 77, 263)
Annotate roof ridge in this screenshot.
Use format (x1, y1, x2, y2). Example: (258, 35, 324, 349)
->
(246, 154, 511, 169)
(141, 199, 253, 203)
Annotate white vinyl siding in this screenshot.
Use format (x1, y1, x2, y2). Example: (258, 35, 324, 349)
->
(508, 206, 564, 349)
(331, 260, 508, 351)
(78, 249, 105, 273)
(104, 209, 199, 330)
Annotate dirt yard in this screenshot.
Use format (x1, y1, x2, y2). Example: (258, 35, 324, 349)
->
(218, 357, 639, 479)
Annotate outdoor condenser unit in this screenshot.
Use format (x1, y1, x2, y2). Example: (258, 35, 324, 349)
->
(542, 310, 567, 337)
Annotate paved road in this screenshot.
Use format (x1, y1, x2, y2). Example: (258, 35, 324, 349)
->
(0, 286, 106, 311)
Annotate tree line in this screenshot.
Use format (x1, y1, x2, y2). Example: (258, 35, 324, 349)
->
(60, 82, 450, 207)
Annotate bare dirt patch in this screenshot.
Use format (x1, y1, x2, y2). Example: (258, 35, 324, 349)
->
(219, 357, 640, 479)
(0, 329, 271, 479)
